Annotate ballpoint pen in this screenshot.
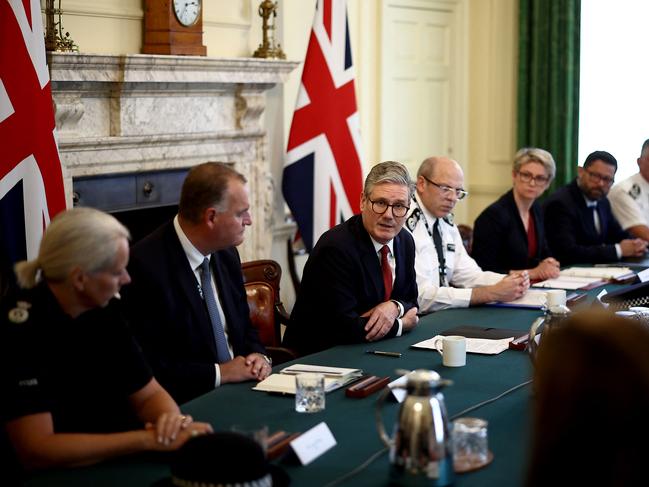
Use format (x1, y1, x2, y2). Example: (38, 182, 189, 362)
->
(366, 350, 402, 358)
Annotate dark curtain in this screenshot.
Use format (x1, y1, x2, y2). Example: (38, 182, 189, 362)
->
(518, 0, 581, 191)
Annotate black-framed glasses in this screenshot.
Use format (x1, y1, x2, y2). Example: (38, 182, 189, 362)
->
(584, 169, 614, 185)
(422, 175, 468, 200)
(517, 170, 550, 185)
(367, 198, 410, 217)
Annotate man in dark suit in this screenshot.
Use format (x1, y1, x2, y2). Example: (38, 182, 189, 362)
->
(283, 161, 419, 356)
(122, 163, 269, 404)
(544, 150, 647, 265)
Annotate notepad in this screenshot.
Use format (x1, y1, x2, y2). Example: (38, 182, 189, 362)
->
(252, 364, 363, 394)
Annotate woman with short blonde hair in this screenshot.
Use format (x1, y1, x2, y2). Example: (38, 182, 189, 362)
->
(2, 208, 212, 479)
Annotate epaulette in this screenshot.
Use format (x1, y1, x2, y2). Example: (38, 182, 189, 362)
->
(629, 183, 641, 200)
(406, 207, 421, 232)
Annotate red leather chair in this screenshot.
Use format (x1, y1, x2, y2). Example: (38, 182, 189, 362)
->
(241, 259, 297, 365)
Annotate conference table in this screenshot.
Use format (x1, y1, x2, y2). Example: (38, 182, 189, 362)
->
(24, 278, 639, 487)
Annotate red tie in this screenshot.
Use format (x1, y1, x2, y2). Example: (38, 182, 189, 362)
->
(380, 245, 392, 301)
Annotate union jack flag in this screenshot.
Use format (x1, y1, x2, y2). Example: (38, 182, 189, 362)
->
(0, 0, 66, 287)
(282, 0, 363, 251)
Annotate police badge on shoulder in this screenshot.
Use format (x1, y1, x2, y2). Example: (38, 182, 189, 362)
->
(8, 300, 31, 324)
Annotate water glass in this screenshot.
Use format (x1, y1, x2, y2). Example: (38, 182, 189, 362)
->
(295, 373, 325, 413)
(452, 417, 488, 468)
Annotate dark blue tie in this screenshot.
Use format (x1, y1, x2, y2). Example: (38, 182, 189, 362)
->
(199, 257, 231, 363)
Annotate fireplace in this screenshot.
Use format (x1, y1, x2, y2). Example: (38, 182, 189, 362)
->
(50, 53, 298, 262)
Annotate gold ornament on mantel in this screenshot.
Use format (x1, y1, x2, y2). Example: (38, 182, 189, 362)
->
(253, 0, 286, 59)
(43, 0, 78, 52)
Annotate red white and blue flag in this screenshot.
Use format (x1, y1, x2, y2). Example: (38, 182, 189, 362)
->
(282, 0, 363, 251)
(0, 0, 66, 282)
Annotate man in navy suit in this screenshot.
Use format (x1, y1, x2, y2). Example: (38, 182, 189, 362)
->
(283, 161, 420, 356)
(544, 151, 647, 265)
(122, 163, 269, 404)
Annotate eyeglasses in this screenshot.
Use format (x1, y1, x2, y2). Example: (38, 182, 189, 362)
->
(517, 171, 550, 185)
(421, 175, 468, 200)
(367, 198, 410, 217)
(584, 169, 614, 185)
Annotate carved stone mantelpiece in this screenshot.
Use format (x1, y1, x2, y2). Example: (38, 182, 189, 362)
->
(48, 53, 298, 261)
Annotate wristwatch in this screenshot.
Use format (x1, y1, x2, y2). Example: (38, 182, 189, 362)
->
(262, 354, 273, 367)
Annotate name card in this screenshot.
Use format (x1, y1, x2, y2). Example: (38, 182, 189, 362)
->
(637, 268, 649, 283)
(290, 422, 336, 465)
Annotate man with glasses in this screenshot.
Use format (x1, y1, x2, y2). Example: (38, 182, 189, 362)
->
(544, 150, 647, 265)
(405, 156, 529, 312)
(283, 161, 419, 355)
(609, 139, 649, 241)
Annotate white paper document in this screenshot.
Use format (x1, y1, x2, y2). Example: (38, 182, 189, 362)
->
(560, 266, 632, 279)
(533, 275, 603, 290)
(488, 288, 549, 308)
(252, 364, 363, 394)
(412, 335, 513, 355)
(534, 266, 634, 290)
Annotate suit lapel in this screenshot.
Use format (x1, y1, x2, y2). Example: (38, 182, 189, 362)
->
(164, 225, 218, 356)
(352, 216, 384, 299)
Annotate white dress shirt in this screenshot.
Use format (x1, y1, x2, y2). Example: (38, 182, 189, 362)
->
(406, 193, 503, 312)
(173, 216, 232, 387)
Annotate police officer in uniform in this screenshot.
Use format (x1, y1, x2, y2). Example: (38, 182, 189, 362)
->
(609, 139, 649, 242)
(0, 208, 212, 477)
(405, 156, 529, 312)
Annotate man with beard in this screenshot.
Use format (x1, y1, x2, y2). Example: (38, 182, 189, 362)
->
(544, 150, 647, 265)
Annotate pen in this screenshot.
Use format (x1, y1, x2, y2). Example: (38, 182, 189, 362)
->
(366, 350, 402, 358)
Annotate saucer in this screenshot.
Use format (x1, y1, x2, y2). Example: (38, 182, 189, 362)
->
(454, 450, 494, 473)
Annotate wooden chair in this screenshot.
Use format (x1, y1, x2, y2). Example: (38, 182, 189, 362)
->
(457, 224, 473, 255)
(241, 259, 297, 365)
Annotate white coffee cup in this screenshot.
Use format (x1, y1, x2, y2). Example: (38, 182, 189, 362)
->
(545, 289, 567, 307)
(433, 335, 466, 367)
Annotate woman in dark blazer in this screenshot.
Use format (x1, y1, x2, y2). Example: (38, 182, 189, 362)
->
(472, 148, 560, 281)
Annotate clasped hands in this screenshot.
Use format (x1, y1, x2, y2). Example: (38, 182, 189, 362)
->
(528, 257, 561, 281)
(146, 412, 213, 449)
(220, 353, 272, 384)
(361, 301, 419, 341)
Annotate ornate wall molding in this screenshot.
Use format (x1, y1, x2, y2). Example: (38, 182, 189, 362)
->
(49, 52, 299, 262)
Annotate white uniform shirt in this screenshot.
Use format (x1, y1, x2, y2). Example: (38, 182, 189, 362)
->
(609, 173, 649, 230)
(406, 193, 503, 312)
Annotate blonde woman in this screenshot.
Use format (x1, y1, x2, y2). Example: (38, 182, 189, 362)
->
(472, 148, 560, 281)
(1, 208, 211, 478)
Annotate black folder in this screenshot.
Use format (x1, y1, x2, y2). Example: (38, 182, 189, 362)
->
(440, 325, 527, 340)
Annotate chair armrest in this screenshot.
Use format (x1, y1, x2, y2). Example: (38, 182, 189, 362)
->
(266, 346, 298, 365)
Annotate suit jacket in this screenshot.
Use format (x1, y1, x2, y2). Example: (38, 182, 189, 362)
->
(283, 214, 418, 356)
(543, 179, 628, 265)
(472, 189, 552, 273)
(122, 221, 265, 404)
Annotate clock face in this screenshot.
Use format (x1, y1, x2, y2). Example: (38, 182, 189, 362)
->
(173, 0, 201, 27)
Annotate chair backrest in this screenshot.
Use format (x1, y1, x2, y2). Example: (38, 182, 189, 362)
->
(457, 224, 473, 255)
(241, 260, 282, 347)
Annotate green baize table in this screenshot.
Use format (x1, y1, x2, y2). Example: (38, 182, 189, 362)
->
(26, 284, 625, 487)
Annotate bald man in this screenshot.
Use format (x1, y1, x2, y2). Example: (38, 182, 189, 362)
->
(404, 156, 529, 312)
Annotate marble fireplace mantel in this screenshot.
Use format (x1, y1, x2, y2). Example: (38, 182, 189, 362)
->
(49, 52, 299, 262)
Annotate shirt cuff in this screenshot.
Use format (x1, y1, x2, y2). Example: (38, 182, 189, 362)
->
(615, 244, 622, 259)
(396, 318, 403, 336)
(214, 364, 222, 388)
(390, 299, 405, 318)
